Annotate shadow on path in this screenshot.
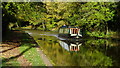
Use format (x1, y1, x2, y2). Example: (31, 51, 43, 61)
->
(2, 30, 39, 65)
(2, 46, 33, 63)
(0, 45, 21, 53)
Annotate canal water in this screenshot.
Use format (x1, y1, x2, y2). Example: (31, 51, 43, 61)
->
(24, 30, 120, 66)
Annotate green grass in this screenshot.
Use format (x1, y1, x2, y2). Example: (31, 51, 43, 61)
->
(19, 43, 45, 66)
(1, 58, 20, 67)
(17, 30, 46, 66)
(3, 30, 46, 66)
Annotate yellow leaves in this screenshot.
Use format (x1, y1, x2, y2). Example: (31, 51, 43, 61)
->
(1, 55, 5, 58)
(28, 52, 31, 55)
(41, 18, 46, 20)
(46, 15, 52, 18)
(30, 63, 32, 65)
(57, 20, 66, 26)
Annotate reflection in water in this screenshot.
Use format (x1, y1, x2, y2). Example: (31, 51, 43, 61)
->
(24, 30, 120, 66)
(59, 40, 82, 51)
(70, 43, 82, 51)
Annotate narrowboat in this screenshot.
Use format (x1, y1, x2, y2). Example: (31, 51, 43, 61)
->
(58, 26, 82, 38)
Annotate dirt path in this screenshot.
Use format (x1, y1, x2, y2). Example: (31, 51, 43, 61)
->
(1, 30, 32, 67)
(0, 43, 32, 67)
(36, 48, 53, 66)
(1, 30, 53, 67)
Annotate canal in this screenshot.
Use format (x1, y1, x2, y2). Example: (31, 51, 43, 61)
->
(24, 29, 120, 66)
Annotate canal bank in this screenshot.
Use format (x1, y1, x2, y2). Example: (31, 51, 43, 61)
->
(1, 30, 52, 67)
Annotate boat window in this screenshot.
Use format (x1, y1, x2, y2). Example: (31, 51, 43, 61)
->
(59, 29, 64, 33)
(64, 28, 69, 34)
(71, 28, 79, 34)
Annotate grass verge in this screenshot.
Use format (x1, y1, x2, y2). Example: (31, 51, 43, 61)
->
(19, 44, 45, 66)
(2, 30, 46, 67)
(1, 58, 20, 67)
(19, 31, 46, 66)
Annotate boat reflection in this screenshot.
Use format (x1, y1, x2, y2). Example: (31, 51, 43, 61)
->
(58, 40, 83, 51)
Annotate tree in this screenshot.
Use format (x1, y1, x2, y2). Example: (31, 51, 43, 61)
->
(76, 2, 116, 32)
(2, 2, 118, 34)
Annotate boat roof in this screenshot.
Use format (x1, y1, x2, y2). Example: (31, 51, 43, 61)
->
(60, 26, 79, 28)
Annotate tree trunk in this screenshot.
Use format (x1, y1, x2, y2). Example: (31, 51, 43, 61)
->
(106, 25, 108, 35)
(105, 22, 108, 35)
(16, 22, 19, 28)
(106, 23, 108, 35)
(42, 21, 46, 31)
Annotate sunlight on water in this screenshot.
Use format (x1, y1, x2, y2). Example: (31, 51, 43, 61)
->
(25, 30, 66, 40)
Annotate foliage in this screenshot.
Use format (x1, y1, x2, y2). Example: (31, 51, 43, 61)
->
(87, 31, 107, 37)
(2, 2, 120, 37)
(78, 2, 116, 30)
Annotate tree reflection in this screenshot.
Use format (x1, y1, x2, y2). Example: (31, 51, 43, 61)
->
(34, 35, 113, 66)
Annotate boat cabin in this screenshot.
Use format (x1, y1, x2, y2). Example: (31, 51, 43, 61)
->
(58, 26, 82, 38)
